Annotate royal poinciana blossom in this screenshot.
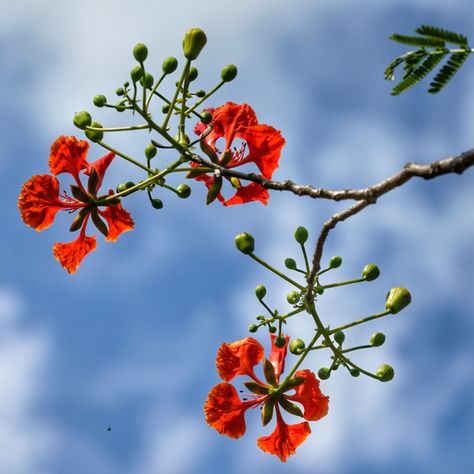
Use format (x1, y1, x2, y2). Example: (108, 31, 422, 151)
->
(204, 335, 329, 462)
(192, 102, 285, 206)
(18, 136, 134, 273)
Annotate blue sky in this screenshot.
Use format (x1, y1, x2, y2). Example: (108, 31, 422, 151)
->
(2, 1, 474, 473)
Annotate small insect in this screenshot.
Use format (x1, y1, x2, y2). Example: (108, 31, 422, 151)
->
(107, 426, 112, 432)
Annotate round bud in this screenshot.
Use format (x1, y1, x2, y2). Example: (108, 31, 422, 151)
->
(73, 111, 92, 129)
(162, 56, 178, 74)
(268, 325, 277, 333)
(316, 286, 325, 295)
(116, 87, 124, 96)
(176, 184, 191, 199)
(235, 232, 255, 254)
(182, 28, 207, 60)
(131, 66, 143, 82)
(201, 111, 213, 124)
(93, 95, 107, 107)
(274, 336, 286, 348)
(362, 263, 380, 281)
(255, 284, 266, 300)
(289, 338, 305, 355)
(162, 104, 170, 114)
(248, 324, 258, 333)
(221, 64, 238, 82)
(133, 42, 148, 62)
(376, 364, 394, 382)
(116, 183, 128, 193)
(115, 101, 127, 112)
(144, 143, 157, 159)
(195, 89, 206, 98)
(333, 331, 345, 345)
(329, 256, 342, 268)
(151, 198, 163, 209)
(125, 181, 135, 189)
(85, 121, 103, 143)
(140, 72, 154, 89)
(124, 81, 130, 88)
(385, 287, 412, 314)
(286, 291, 300, 305)
(370, 332, 386, 347)
(188, 67, 198, 82)
(350, 368, 360, 377)
(318, 367, 330, 380)
(284, 258, 297, 270)
(294, 226, 309, 244)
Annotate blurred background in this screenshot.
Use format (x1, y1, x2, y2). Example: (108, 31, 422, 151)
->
(1, 0, 474, 473)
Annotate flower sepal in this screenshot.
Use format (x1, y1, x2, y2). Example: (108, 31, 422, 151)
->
(263, 358, 278, 387)
(242, 381, 270, 395)
(279, 397, 304, 418)
(206, 174, 223, 204)
(281, 376, 305, 392)
(90, 208, 108, 237)
(70, 184, 93, 204)
(69, 207, 90, 232)
(200, 137, 219, 163)
(261, 398, 275, 426)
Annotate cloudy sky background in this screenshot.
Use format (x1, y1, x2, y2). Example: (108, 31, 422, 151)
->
(2, 0, 474, 473)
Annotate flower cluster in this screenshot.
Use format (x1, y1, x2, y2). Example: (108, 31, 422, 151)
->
(18, 136, 134, 273)
(204, 335, 329, 462)
(192, 102, 285, 206)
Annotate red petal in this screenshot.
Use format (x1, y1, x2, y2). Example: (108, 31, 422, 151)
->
(84, 152, 115, 192)
(224, 182, 269, 206)
(269, 334, 289, 381)
(52, 232, 96, 274)
(286, 369, 329, 422)
(216, 337, 264, 382)
(204, 383, 250, 438)
(48, 136, 89, 180)
(257, 410, 311, 462)
(18, 174, 79, 231)
(99, 202, 134, 242)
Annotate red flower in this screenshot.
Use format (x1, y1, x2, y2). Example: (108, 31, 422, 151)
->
(204, 335, 329, 462)
(192, 102, 285, 206)
(18, 136, 134, 273)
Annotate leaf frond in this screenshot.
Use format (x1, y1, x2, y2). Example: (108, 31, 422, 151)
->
(415, 25, 468, 46)
(389, 34, 445, 48)
(428, 52, 469, 93)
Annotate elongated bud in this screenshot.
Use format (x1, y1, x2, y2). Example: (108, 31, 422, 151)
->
(243, 381, 270, 395)
(370, 332, 386, 347)
(235, 232, 254, 254)
(261, 398, 275, 426)
(133, 42, 148, 62)
(73, 111, 92, 129)
(188, 67, 198, 82)
(151, 198, 163, 209)
(274, 336, 286, 348)
(206, 175, 222, 204)
(385, 287, 411, 314)
(289, 338, 305, 355)
(333, 331, 345, 345)
(85, 121, 103, 143)
(183, 28, 207, 60)
(279, 397, 303, 417)
(286, 291, 300, 305)
(362, 264, 380, 281)
(144, 143, 157, 159)
(376, 364, 394, 382)
(221, 64, 238, 82)
(162, 56, 178, 74)
(294, 226, 308, 244)
(255, 284, 266, 300)
(285, 258, 297, 270)
(329, 256, 342, 268)
(195, 89, 206, 98)
(318, 367, 330, 380)
(130, 66, 143, 82)
(177, 184, 191, 199)
(263, 358, 277, 387)
(93, 95, 107, 107)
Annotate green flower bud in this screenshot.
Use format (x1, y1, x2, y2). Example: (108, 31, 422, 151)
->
(195, 89, 206, 98)
(289, 338, 305, 355)
(362, 264, 380, 281)
(385, 287, 412, 314)
(284, 258, 297, 270)
(162, 104, 170, 114)
(162, 56, 178, 74)
(144, 143, 157, 159)
(255, 284, 266, 300)
(140, 72, 154, 89)
(115, 101, 127, 112)
(274, 336, 287, 348)
(151, 198, 163, 209)
(376, 364, 394, 382)
(333, 331, 345, 345)
(201, 111, 213, 124)
(329, 256, 342, 268)
(370, 332, 386, 347)
(318, 367, 330, 380)
(294, 226, 309, 244)
(248, 323, 258, 333)
(73, 111, 92, 129)
(93, 95, 107, 107)
(176, 184, 191, 199)
(235, 232, 254, 254)
(268, 325, 277, 334)
(131, 65, 143, 83)
(116, 87, 124, 96)
(188, 67, 198, 82)
(316, 286, 324, 295)
(221, 64, 238, 82)
(85, 121, 103, 143)
(182, 28, 207, 60)
(116, 183, 128, 193)
(350, 368, 360, 377)
(286, 291, 300, 305)
(133, 42, 148, 63)
(124, 81, 130, 88)
(256, 315, 265, 321)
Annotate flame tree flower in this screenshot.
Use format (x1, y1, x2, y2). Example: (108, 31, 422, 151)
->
(18, 135, 134, 273)
(204, 335, 329, 462)
(191, 102, 285, 206)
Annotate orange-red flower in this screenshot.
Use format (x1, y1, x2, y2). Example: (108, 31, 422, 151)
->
(204, 335, 329, 462)
(18, 136, 134, 273)
(192, 102, 285, 206)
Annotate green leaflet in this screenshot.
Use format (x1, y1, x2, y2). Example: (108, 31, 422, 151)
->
(415, 25, 468, 46)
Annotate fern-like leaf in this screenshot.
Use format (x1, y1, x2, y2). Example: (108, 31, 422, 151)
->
(391, 53, 447, 96)
(428, 52, 469, 93)
(389, 34, 445, 48)
(416, 25, 468, 46)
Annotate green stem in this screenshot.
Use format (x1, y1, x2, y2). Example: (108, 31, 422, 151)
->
(162, 59, 190, 130)
(341, 344, 373, 354)
(185, 81, 225, 115)
(249, 254, 305, 290)
(281, 306, 306, 320)
(259, 299, 275, 317)
(98, 141, 153, 174)
(145, 72, 167, 110)
(300, 243, 310, 274)
(320, 277, 366, 290)
(329, 309, 391, 334)
(86, 124, 151, 133)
